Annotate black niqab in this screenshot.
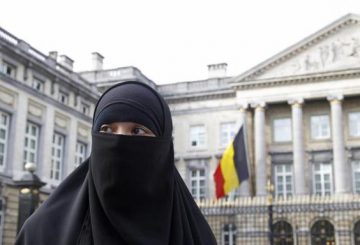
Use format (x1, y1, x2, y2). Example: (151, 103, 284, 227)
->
(16, 81, 217, 245)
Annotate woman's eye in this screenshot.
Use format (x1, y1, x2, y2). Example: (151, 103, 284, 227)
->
(100, 125, 113, 133)
(132, 127, 146, 135)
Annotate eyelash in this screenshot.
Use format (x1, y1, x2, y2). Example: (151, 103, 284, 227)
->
(100, 125, 113, 133)
(132, 127, 146, 135)
(100, 125, 148, 135)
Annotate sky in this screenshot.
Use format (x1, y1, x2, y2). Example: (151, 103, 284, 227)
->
(1, 0, 360, 84)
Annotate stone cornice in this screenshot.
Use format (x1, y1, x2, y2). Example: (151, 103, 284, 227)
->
(231, 68, 360, 90)
(232, 14, 360, 83)
(0, 73, 93, 122)
(164, 89, 235, 103)
(0, 38, 100, 101)
(170, 104, 240, 115)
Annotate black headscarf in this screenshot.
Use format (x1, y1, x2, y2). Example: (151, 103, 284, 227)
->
(16, 81, 217, 245)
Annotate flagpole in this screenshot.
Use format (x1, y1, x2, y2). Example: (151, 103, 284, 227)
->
(239, 104, 251, 197)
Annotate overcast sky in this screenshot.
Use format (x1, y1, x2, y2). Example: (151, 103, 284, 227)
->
(1, 0, 360, 84)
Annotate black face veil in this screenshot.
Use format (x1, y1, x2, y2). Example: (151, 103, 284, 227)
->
(16, 81, 217, 245)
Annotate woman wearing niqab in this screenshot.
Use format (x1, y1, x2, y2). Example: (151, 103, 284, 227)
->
(16, 81, 217, 245)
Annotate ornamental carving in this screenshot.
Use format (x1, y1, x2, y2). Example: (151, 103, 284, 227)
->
(258, 34, 360, 79)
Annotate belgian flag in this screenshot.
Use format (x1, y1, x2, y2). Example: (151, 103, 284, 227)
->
(213, 126, 249, 199)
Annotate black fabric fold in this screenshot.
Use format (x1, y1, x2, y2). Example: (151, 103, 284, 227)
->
(16, 81, 217, 245)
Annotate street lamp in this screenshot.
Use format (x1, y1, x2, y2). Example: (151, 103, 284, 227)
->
(15, 162, 45, 233)
(266, 177, 274, 245)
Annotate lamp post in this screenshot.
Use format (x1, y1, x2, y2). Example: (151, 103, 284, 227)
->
(15, 162, 46, 233)
(266, 177, 274, 245)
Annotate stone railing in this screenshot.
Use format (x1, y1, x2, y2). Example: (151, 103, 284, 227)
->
(95, 67, 135, 80)
(0, 27, 94, 91)
(0, 27, 18, 45)
(158, 77, 232, 96)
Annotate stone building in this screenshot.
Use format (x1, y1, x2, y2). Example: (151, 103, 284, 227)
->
(1, 13, 360, 245)
(0, 27, 99, 244)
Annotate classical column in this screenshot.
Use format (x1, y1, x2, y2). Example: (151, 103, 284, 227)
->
(238, 104, 250, 196)
(251, 101, 267, 196)
(288, 98, 306, 195)
(327, 94, 350, 194)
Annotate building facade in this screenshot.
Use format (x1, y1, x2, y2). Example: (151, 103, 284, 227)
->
(0, 13, 360, 245)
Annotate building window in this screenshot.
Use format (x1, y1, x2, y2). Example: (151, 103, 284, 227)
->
(50, 133, 65, 181)
(311, 220, 335, 245)
(189, 168, 206, 201)
(32, 77, 45, 92)
(58, 91, 69, 105)
(222, 224, 236, 245)
(349, 112, 360, 137)
(313, 163, 333, 196)
(23, 122, 40, 167)
(81, 102, 90, 115)
(353, 160, 360, 194)
(274, 164, 293, 198)
(75, 141, 87, 168)
(0, 111, 10, 171)
(273, 221, 294, 245)
(220, 122, 236, 148)
(273, 118, 292, 142)
(1, 61, 16, 78)
(189, 125, 206, 147)
(311, 115, 330, 140)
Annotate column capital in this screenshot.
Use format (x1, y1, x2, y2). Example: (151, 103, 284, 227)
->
(237, 101, 248, 112)
(327, 94, 344, 104)
(288, 98, 304, 107)
(250, 101, 266, 110)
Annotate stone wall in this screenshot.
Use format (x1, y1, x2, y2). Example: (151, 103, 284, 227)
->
(2, 184, 19, 245)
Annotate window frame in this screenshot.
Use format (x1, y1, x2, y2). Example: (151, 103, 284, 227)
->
(50, 132, 65, 181)
(349, 112, 360, 138)
(273, 117, 292, 143)
(273, 163, 294, 199)
(74, 141, 87, 168)
(310, 114, 331, 140)
(189, 124, 207, 148)
(23, 121, 40, 168)
(1, 60, 17, 78)
(31, 77, 45, 92)
(81, 102, 90, 115)
(312, 162, 333, 196)
(219, 121, 236, 148)
(189, 167, 207, 201)
(58, 90, 69, 105)
(352, 160, 360, 194)
(0, 111, 10, 171)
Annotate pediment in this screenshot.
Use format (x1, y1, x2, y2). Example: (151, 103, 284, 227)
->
(233, 14, 360, 82)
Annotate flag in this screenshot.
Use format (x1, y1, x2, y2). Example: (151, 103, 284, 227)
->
(213, 126, 249, 199)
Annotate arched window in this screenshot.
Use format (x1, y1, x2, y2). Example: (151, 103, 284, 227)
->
(354, 220, 360, 245)
(222, 223, 236, 245)
(311, 220, 335, 245)
(273, 220, 294, 245)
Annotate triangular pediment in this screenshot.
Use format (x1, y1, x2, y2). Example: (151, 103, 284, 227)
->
(233, 13, 360, 82)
